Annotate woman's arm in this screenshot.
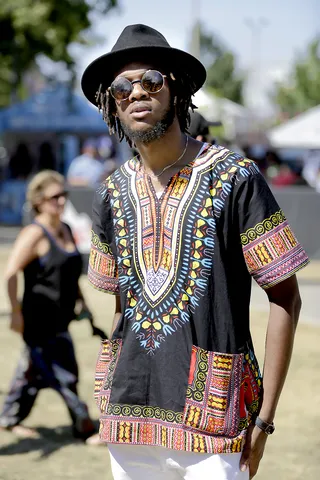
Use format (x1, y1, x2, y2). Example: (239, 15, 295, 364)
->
(4, 225, 43, 333)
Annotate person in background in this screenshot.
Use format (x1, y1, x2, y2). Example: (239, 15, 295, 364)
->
(265, 150, 299, 187)
(188, 109, 211, 142)
(82, 24, 308, 479)
(302, 149, 320, 192)
(8, 143, 33, 179)
(67, 138, 105, 187)
(38, 142, 57, 171)
(0, 170, 97, 442)
(96, 135, 118, 178)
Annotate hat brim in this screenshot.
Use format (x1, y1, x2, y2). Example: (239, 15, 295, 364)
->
(81, 46, 206, 106)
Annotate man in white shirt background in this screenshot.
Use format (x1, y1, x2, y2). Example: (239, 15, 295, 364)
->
(67, 138, 105, 188)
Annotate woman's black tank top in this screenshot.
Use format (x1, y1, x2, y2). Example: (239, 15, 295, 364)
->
(22, 221, 83, 346)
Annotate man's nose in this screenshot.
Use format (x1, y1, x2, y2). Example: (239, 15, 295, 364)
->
(128, 81, 149, 102)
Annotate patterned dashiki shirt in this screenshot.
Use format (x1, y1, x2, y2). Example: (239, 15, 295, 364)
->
(88, 144, 309, 454)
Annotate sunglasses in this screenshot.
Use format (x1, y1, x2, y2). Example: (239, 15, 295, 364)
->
(110, 70, 167, 102)
(44, 191, 69, 202)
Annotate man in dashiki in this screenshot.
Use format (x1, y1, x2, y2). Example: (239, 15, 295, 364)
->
(81, 24, 309, 480)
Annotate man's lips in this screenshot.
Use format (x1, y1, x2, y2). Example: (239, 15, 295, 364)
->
(130, 104, 152, 115)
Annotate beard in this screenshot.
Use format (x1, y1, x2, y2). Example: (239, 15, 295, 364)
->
(120, 99, 175, 145)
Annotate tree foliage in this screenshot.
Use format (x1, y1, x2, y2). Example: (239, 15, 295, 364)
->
(274, 39, 320, 118)
(0, 0, 117, 107)
(198, 24, 244, 104)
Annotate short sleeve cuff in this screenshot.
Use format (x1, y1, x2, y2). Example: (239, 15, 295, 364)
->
(241, 214, 310, 289)
(88, 231, 120, 295)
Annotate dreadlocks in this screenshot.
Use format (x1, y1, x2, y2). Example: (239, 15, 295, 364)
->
(95, 70, 197, 148)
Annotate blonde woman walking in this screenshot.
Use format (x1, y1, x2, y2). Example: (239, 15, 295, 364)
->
(0, 170, 96, 441)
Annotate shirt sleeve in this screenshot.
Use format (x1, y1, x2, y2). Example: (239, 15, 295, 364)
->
(236, 168, 309, 289)
(88, 186, 120, 295)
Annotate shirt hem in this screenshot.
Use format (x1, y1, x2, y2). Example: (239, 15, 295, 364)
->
(88, 281, 120, 295)
(98, 417, 246, 454)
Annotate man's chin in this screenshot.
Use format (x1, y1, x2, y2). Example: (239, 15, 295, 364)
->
(120, 103, 175, 145)
(121, 122, 163, 145)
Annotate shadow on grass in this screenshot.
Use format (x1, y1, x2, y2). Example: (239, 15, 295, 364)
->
(0, 421, 100, 459)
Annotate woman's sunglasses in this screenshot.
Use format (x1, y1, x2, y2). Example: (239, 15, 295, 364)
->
(44, 191, 69, 202)
(110, 70, 167, 102)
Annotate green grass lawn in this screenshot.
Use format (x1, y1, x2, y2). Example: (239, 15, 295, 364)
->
(0, 276, 319, 479)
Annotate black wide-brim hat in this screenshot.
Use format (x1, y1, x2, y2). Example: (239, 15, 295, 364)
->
(81, 24, 207, 106)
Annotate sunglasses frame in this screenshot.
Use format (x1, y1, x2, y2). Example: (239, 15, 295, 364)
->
(110, 69, 167, 102)
(43, 191, 69, 202)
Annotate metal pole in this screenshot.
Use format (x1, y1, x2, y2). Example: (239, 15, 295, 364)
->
(244, 17, 268, 130)
(190, 0, 201, 59)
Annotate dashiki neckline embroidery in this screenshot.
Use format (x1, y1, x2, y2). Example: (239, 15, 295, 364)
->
(109, 147, 258, 355)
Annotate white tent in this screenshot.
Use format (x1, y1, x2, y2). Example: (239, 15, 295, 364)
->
(192, 89, 221, 122)
(192, 90, 250, 139)
(268, 105, 320, 148)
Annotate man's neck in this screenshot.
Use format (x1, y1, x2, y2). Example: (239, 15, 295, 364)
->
(135, 121, 186, 173)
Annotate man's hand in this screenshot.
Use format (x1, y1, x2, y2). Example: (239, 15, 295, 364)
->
(240, 425, 268, 478)
(10, 311, 24, 334)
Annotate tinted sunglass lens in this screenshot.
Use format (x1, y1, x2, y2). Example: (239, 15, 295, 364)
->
(111, 77, 132, 100)
(52, 191, 68, 201)
(142, 70, 164, 93)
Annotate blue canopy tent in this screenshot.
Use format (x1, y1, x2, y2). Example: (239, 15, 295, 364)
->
(0, 84, 114, 225)
(0, 83, 108, 133)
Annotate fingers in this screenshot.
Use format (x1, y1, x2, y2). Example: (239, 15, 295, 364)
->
(249, 457, 260, 479)
(240, 445, 250, 473)
(240, 425, 254, 473)
(10, 313, 24, 334)
(10, 324, 23, 334)
(242, 425, 266, 478)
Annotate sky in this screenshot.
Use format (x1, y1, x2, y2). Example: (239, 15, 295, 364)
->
(70, 0, 319, 113)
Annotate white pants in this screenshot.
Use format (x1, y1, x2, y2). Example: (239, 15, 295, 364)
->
(108, 444, 249, 480)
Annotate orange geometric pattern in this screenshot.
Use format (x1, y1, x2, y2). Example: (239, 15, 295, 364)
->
(241, 210, 309, 288)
